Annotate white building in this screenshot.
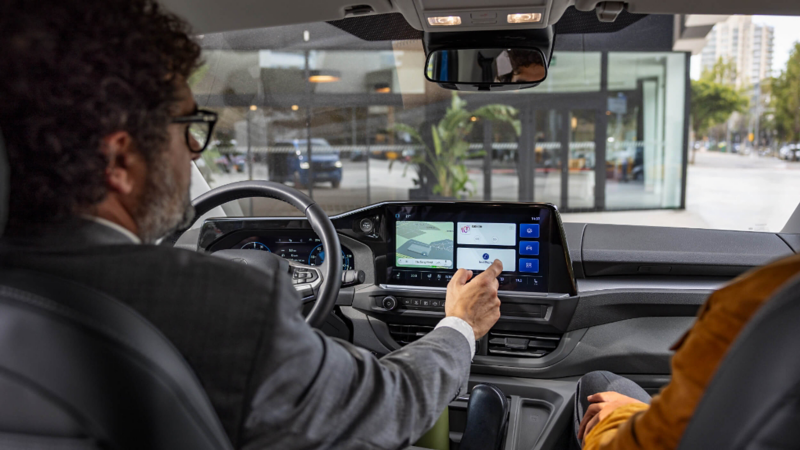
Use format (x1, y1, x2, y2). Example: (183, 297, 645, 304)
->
(700, 16, 774, 87)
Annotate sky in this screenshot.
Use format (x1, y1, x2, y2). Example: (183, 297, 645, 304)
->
(690, 15, 800, 80)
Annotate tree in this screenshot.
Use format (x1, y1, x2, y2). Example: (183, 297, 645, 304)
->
(690, 79, 748, 138)
(689, 58, 748, 161)
(770, 43, 800, 143)
(705, 57, 739, 86)
(390, 92, 520, 198)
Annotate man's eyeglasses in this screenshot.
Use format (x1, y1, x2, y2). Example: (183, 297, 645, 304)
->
(171, 108, 218, 153)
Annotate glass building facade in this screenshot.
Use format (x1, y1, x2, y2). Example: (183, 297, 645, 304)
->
(191, 14, 689, 217)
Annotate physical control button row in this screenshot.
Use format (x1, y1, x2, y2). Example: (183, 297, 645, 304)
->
(401, 298, 445, 310)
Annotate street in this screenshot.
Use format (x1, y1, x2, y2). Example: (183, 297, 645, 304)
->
(564, 151, 800, 231)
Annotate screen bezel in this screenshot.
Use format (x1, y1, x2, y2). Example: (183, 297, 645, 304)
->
(381, 202, 576, 295)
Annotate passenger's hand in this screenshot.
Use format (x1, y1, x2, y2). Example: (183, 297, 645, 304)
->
(445, 259, 503, 340)
(577, 392, 646, 441)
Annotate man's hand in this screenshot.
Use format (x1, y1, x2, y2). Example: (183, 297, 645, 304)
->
(577, 392, 646, 441)
(445, 260, 503, 340)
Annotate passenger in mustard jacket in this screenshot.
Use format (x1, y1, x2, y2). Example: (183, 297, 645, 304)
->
(575, 253, 800, 449)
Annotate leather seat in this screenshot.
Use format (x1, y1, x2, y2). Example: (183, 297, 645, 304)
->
(0, 134, 232, 449)
(679, 274, 800, 449)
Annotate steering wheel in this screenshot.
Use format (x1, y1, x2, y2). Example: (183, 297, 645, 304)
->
(163, 180, 342, 328)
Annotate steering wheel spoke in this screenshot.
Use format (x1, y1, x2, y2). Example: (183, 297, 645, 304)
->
(288, 261, 323, 303)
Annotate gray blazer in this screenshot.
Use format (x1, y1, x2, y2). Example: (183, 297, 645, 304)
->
(0, 220, 472, 449)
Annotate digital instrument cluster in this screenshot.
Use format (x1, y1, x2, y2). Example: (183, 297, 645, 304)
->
(233, 233, 354, 271)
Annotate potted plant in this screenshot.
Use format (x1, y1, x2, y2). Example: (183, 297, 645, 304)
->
(390, 92, 520, 199)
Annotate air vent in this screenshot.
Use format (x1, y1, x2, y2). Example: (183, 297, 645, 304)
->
(388, 324, 435, 345)
(488, 331, 561, 358)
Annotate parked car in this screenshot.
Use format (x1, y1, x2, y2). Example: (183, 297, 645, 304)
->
(267, 138, 343, 188)
(214, 154, 245, 173)
(779, 143, 800, 161)
(349, 149, 368, 162)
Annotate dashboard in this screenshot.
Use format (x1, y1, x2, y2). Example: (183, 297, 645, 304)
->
(199, 202, 576, 297)
(188, 199, 796, 450)
(197, 201, 577, 365)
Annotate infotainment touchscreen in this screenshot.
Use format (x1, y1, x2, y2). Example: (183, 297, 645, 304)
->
(385, 203, 574, 294)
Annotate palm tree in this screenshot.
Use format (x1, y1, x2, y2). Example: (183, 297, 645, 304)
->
(391, 92, 520, 198)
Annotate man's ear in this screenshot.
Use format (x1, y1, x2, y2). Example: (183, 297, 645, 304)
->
(101, 131, 140, 195)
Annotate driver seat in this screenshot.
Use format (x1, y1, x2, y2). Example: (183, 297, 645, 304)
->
(0, 135, 233, 449)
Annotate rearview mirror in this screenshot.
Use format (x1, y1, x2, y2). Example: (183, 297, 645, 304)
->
(426, 48, 547, 84)
(423, 27, 554, 91)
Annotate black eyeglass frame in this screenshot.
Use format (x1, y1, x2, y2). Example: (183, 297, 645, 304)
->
(171, 108, 218, 153)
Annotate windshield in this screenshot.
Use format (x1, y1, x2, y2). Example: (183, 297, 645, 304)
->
(191, 12, 800, 232)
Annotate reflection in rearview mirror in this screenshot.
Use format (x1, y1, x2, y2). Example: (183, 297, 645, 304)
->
(425, 48, 547, 85)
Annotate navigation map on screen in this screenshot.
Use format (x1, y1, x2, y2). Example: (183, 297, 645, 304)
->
(396, 221, 454, 269)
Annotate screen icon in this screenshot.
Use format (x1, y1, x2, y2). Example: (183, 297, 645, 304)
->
(519, 241, 539, 256)
(456, 222, 516, 246)
(519, 258, 539, 273)
(456, 248, 516, 271)
(520, 224, 540, 238)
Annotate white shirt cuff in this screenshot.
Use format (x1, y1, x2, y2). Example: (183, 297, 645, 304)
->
(435, 316, 476, 359)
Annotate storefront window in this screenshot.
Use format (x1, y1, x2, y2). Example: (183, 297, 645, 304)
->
(191, 23, 687, 217)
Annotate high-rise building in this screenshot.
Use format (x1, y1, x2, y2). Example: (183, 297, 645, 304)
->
(700, 16, 774, 87)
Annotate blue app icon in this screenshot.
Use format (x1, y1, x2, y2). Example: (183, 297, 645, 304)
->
(520, 224, 540, 238)
(519, 258, 539, 273)
(519, 241, 539, 256)
(482, 253, 490, 261)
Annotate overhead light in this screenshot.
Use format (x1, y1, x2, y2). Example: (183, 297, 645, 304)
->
(309, 75, 339, 83)
(291, 105, 299, 111)
(249, 105, 257, 111)
(427, 16, 461, 26)
(309, 69, 341, 83)
(507, 13, 542, 24)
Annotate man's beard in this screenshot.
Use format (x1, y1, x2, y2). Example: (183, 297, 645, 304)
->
(132, 156, 195, 244)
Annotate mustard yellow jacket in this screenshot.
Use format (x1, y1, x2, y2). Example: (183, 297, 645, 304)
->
(584, 253, 800, 450)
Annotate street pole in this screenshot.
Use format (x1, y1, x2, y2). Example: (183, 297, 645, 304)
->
(304, 50, 313, 199)
(246, 110, 254, 215)
(753, 82, 761, 154)
(483, 120, 492, 201)
(365, 112, 371, 204)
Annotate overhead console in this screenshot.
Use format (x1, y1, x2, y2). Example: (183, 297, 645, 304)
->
(383, 203, 576, 296)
